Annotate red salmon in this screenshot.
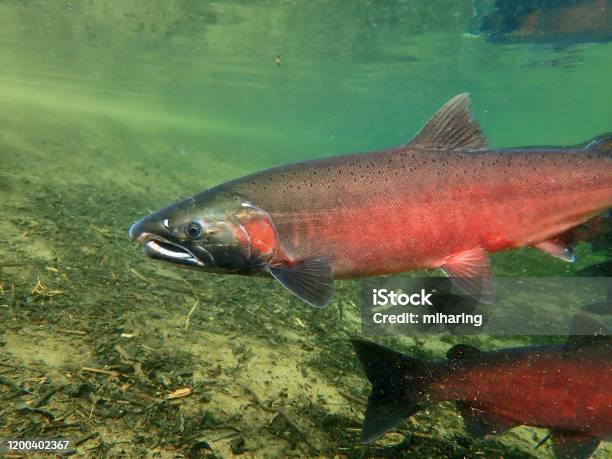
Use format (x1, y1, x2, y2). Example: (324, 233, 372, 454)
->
(130, 94, 612, 307)
(352, 314, 612, 458)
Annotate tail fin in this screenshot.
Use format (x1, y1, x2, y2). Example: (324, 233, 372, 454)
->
(584, 133, 612, 154)
(351, 339, 434, 443)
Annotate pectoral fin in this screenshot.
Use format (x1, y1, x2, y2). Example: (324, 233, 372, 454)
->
(269, 258, 334, 308)
(441, 247, 494, 304)
(532, 239, 575, 262)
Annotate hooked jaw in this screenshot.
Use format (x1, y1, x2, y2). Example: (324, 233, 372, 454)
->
(129, 215, 209, 268)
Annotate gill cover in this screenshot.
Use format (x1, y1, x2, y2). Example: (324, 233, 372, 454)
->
(185, 191, 279, 273)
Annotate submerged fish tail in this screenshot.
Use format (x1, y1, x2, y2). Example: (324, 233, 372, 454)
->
(351, 339, 435, 443)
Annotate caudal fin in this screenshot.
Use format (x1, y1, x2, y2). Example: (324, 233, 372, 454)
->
(351, 339, 434, 443)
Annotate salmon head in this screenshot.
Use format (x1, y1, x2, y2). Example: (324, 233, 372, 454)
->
(129, 190, 277, 275)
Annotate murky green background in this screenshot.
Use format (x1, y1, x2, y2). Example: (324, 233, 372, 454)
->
(1, 1, 610, 175)
(0, 1, 610, 458)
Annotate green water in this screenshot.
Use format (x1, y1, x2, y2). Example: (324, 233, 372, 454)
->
(1, 1, 610, 173)
(0, 1, 611, 458)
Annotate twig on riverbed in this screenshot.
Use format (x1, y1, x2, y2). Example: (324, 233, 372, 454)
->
(184, 299, 199, 331)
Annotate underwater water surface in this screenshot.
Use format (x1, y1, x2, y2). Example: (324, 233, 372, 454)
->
(0, 1, 610, 458)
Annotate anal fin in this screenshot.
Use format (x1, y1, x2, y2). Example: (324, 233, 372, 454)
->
(456, 402, 517, 438)
(441, 247, 494, 304)
(551, 432, 601, 459)
(532, 239, 575, 262)
(269, 258, 334, 308)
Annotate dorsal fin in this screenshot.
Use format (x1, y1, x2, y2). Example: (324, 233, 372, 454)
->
(584, 133, 611, 153)
(407, 93, 488, 150)
(446, 343, 481, 360)
(567, 313, 611, 346)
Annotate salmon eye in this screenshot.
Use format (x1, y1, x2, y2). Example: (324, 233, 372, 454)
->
(186, 222, 202, 239)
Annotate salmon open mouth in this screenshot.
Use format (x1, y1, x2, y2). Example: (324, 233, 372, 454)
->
(142, 237, 207, 268)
